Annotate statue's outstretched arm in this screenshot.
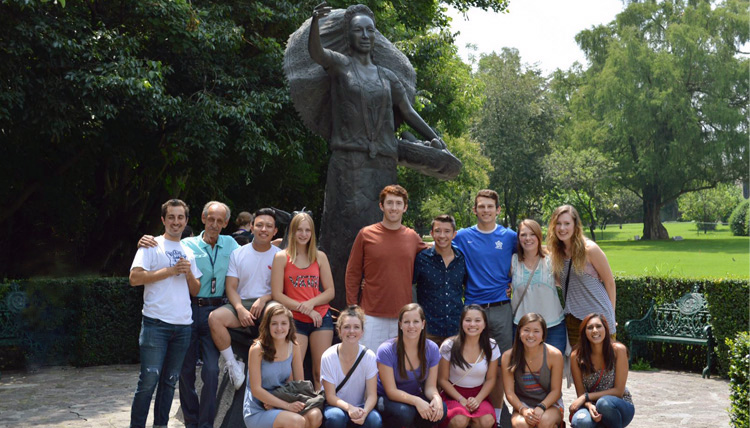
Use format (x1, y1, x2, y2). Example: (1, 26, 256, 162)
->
(395, 92, 446, 149)
(309, 2, 334, 67)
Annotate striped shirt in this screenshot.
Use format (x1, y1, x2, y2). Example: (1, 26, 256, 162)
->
(562, 259, 616, 333)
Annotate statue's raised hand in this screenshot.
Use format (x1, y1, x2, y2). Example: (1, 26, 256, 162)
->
(312, 1, 332, 19)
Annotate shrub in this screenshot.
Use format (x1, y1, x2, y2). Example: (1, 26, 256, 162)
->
(727, 332, 750, 428)
(1, 275, 748, 376)
(729, 199, 750, 236)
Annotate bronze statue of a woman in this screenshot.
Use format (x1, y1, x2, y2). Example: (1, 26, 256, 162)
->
(284, 3, 461, 308)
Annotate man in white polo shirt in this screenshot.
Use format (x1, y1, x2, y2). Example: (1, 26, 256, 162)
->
(208, 207, 281, 389)
(129, 199, 202, 428)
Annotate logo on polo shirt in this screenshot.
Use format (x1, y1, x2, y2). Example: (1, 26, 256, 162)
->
(495, 241, 503, 250)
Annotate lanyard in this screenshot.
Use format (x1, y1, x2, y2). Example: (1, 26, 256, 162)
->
(204, 244, 219, 293)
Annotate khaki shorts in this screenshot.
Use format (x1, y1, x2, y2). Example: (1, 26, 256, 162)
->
(222, 298, 260, 318)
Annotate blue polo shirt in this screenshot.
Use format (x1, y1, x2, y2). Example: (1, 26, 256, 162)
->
(453, 224, 517, 305)
(413, 245, 467, 337)
(182, 232, 240, 298)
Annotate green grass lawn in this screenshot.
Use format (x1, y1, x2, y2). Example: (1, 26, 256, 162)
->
(591, 222, 749, 278)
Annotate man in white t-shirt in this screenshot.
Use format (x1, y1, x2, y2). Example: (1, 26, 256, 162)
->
(208, 208, 281, 389)
(129, 199, 202, 428)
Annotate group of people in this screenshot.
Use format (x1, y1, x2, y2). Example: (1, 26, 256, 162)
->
(127, 183, 634, 428)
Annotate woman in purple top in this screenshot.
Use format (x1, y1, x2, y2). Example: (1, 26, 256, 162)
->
(376, 303, 446, 428)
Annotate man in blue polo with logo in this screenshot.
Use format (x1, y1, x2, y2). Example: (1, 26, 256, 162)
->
(138, 201, 239, 428)
(453, 189, 517, 426)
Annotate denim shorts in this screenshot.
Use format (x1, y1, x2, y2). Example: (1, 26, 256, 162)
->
(294, 310, 333, 336)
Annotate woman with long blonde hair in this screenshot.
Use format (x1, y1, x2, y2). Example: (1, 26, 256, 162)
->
(271, 212, 335, 390)
(547, 205, 616, 346)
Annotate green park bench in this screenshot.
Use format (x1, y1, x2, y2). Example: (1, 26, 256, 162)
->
(624, 287, 714, 378)
(0, 283, 31, 379)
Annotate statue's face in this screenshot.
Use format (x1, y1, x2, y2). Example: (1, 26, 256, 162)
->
(348, 15, 376, 54)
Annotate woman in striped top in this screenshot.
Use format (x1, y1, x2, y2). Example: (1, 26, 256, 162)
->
(501, 313, 564, 428)
(547, 205, 616, 346)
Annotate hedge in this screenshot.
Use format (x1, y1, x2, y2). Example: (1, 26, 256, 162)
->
(729, 199, 750, 236)
(727, 332, 750, 428)
(1, 275, 747, 375)
(0, 278, 141, 368)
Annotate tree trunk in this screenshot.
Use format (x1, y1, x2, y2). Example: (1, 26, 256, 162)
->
(642, 192, 669, 240)
(589, 225, 597, 242)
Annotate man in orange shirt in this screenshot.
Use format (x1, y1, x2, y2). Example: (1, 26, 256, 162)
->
(345, 184, 428, 351)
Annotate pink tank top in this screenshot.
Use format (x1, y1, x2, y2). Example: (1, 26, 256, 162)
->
(283, 256, 329, 323)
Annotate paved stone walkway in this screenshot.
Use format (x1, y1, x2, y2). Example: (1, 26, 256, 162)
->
(0, 365, 731, 427)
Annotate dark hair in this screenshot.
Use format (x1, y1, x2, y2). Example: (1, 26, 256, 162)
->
(449, 304, 493, 370)
(474, 189, 499, 208)
(256, 304, 296, 362)
(574, 313, 617, 375)
(431, 214, 456, 232)
(254, 207, 277, 226)
(161, 199, 189, 218)
(181, 225, 194, 239)
(507, 313, 547, 374)
(396, 303, 427, 381)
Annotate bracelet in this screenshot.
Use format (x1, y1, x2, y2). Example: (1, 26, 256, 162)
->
(585, 392, 590, 402)
(536, 403, 547, 411)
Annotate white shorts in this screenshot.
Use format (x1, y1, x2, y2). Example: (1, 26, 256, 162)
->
(361, 315, 399, 351)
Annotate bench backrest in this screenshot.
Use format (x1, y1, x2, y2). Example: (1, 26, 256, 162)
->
(648, 292, 711, 339)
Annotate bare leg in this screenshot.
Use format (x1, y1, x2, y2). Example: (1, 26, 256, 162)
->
(208, 307, 241, 351)
(448, 414, 470, 428)
(308, 329, 334, 391)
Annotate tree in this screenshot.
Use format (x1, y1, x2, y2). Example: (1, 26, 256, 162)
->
(544, 147, 618, 240)
(678, 183, 744, 226)
(0, 0, 509, 278)
(400, 135, 492, 232)
(472, 48, 560, 228)
(569, 0, 749, 239)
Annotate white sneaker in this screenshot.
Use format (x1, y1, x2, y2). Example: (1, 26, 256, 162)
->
(227, 360, 246, 390)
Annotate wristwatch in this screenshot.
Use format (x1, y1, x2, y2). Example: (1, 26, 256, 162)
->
(536, 403, 547, 411)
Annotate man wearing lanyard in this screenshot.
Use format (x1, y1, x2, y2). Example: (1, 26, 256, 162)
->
(138, 201, 239, 428)
(453, 189, 517, 426)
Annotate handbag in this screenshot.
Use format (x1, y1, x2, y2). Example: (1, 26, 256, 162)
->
(336, 345, 368, 393)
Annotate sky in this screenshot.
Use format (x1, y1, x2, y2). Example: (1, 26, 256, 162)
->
(447, 0, 625, 75)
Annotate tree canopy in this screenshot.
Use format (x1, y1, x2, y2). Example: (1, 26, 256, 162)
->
(0, 0, 508, 278)
(570, 0, 749, 239)
(471, 48, 559, 227)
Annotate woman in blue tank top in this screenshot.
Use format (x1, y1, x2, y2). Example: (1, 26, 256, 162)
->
(243, 304, 323, 428)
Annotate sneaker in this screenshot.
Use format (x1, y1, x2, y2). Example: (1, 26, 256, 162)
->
(227, 360, 246, 390)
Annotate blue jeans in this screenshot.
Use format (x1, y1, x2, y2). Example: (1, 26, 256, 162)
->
(131, 316, 191, 428)
(179, 304, 221, 428)
(571, 395, 635, 428)
(324, 405, 383, 428)
(377, 395, 447, 428)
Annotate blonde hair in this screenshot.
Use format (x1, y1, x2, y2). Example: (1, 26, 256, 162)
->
(547, 205, 586, 275)
(286, 213, 318, 265)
